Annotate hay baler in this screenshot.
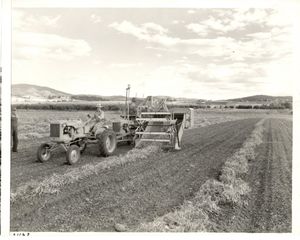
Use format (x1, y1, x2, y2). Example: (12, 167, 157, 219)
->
(133, 97, 194, 149)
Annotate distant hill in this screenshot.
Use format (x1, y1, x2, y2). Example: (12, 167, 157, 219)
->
(12, 84, 70, 99)
(12, 84, 127, 102)
(225, 95, 292, 102)
(11, 84, 292, 105)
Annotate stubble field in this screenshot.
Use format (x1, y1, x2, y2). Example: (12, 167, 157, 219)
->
(10, 109, 292, 232)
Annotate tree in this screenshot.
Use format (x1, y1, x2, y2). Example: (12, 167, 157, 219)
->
(282, 101, 292, 109)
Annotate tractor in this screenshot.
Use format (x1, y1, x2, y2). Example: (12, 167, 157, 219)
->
(37, 120, 115, 164)
(37, 115, 137, 165)
(37, 86, 194, 165)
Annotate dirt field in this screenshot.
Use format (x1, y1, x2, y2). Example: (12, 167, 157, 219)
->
(207, 118, 292, 232)
(10, 110, 292, 232)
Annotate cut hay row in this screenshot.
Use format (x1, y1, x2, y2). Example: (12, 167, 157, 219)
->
(11, 145, 161, 203)
(136, 119, 265, 232)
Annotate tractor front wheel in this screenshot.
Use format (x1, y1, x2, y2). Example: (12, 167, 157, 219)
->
(66, 145, 81, 165)
(97, 130, 117, 157)
(37, 143, 52, 162)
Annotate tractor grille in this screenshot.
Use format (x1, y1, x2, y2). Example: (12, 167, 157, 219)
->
(50, 123, 60, 137)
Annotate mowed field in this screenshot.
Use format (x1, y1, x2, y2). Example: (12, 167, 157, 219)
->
(10, 109, 292, 232)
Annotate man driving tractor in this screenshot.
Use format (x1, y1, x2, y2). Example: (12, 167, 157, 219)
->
(84, 103, 105, 134)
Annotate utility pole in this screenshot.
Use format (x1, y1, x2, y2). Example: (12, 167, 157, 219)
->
(125, 84, 131, 120)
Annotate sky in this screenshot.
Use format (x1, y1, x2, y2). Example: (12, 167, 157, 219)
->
(12, 8, 296, 100)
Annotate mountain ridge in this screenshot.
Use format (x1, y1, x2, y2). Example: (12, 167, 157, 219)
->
(12, 83, 292, 102)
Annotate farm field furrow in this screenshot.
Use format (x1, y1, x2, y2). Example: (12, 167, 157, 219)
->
(249, 118, 292, 232)
(207, 118, 292, 232)
(11, 118, 260, 231)
(11, 139, 133, 190)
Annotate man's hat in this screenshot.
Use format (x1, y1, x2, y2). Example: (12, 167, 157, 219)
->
(96, 103, 102, 108)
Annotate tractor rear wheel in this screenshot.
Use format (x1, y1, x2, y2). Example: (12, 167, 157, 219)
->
(97, 130, 117, 157)
(66, 145, 81, 165)
(37, 143, 52, 162)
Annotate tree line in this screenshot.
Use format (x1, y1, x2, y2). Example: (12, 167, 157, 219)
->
(12, 101, 292, 111)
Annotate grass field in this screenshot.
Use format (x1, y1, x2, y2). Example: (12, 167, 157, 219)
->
(10, 109, 292, 232)
(16, 108, 291, 139)
(17, 110, 121, 140)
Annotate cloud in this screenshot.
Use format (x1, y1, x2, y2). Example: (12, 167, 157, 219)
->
(41, 15, 61, 27)
(13, 9, 92, 62)
(188, 37, 247, 61)
(138, 62, 269, 99)
(186, 23, 208, 37)
(186, 62, 263, 83)
(109, 21, 176, 46)
(109, 62, 142, 68)
(139, 65, 188, 97)
(186, 9, 292, 37)
(110, 19, 292, 63)
(186, 9, 267, 36)
(266, 9, 293, 27)
(110, 20, 237, 54)
(14, 10, 61, 30)
(247, 25, 292, 42)
(180, 56, 293, 97)
(14, 32, 91, 61)
(172, 20, 185, 25)
(145, 46, 176, 53)
(142, 22, 168, 34)
(190, 30, 292, 62)
(90, 14, 102, 23)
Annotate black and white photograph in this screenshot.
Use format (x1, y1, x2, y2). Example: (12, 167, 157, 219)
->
(3, 1, 299, 236)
